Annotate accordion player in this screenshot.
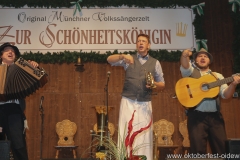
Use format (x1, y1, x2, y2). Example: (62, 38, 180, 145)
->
(0, 57, 48, 101)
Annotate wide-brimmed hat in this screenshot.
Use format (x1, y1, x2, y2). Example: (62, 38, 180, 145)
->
(193, 48, 213, 64)
(0, 42, 20, 57)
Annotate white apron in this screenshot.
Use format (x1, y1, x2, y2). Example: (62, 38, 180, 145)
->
(118, 96, 153, 160)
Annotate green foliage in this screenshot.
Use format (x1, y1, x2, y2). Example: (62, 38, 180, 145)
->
(20, 49, 182, 64)
(230, 8, 240, 95)
(82, 124, 149, 160)
(0, 0, 200, 8)
(192, 10, 206, 39)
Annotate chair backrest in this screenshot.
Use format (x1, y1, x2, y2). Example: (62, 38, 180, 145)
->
(56, 119, 77, 146)
(153, 119, 174, 145)
(179, 119, 190, 147)
(93, 122, 115, 137)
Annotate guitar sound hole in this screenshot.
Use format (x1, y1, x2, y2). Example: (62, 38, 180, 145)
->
(202, 83, 209, 91)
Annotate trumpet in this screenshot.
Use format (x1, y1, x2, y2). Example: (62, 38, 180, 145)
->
(146, 72, 156, 89)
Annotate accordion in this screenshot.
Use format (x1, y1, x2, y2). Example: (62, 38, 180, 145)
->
(0, 57, 48, 101)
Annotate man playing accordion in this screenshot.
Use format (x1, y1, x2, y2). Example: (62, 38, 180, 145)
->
(0, 42, 38, 160)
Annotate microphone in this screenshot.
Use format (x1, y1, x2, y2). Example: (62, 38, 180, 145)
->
(107, 71, 111, 77)
(39, 96, 44, 110)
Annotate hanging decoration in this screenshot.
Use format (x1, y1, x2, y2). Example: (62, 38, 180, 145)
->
(191, 2, 205, 16)
(195, 39, 208, 51)
(229, 0, 240, 13)
(70, 0, 82, 16)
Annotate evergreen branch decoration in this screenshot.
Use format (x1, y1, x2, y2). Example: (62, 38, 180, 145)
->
(20, 49, 182, 64)
(230, 7, 240, 95)
(192, 9, 206, 39)
(0, 0, 201, 9)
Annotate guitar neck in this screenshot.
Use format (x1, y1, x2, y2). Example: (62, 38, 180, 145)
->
(208, 77, 234, 89)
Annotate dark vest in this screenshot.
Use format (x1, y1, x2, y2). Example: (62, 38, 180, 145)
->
(19, 99, 26, 112)
(122, 54, 157, 102)
(190, 68, 220, 111)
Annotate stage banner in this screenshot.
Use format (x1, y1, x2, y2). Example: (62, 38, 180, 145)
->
(0, 8, 195, 53)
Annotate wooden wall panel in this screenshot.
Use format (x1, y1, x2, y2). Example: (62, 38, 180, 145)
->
(24, 61, 240, 159)
(22, 0, 240, 159)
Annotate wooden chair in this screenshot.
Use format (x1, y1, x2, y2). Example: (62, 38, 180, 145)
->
(179, 119, 190, 154)
(55, 119, 78, 159)
(153, 119, 174, 145)
(153, 119, 177, 160)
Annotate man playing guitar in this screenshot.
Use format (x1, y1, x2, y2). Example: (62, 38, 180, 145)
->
(179, 48, 240, 154)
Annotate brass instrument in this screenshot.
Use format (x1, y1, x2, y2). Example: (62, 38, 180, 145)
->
(146, 72, 156, 89)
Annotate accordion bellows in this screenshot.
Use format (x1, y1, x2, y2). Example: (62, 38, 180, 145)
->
(0, 57, 48, 101)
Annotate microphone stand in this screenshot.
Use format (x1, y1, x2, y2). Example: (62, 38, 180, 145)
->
(39, 97, 44, 160)
(90, 130, 95, 158)
(105, 74, 110, 137)
(104, 73, 110, 158)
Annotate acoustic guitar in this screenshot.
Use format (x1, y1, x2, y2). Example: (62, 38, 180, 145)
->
(175, 74, 239, 108)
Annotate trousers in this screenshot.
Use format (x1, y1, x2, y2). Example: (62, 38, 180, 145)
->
(0, 103, 28, 160)
(187, 110, 227, 154)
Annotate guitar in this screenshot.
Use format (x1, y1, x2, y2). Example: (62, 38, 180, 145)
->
(175, 74, 239, 108)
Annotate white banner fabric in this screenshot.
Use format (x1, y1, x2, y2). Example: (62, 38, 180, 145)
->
(0, 8, 195, 53)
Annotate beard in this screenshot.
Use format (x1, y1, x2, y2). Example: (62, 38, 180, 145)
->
(196, 63, 209, 70)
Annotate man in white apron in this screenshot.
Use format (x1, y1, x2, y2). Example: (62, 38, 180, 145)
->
(107, 33, 165, 159)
